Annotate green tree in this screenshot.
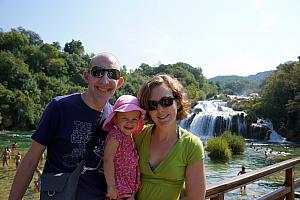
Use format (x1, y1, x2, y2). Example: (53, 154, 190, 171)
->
(0, 51, 31, 90)
(14, 27, 43, 46)
(0, 30, 29, 53)
(64, 53, 88, 86)
(251, 61, 300, 134)
(64, 39, 84, 56)
(40, 43, 60, 58)
(44, 58, 68, 77)
(52, 42, 61, 51)
(12, 90, 38, 129)
(0, 83, 15, 129)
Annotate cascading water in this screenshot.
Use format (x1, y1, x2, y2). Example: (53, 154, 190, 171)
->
(179, 100, 247, 138)
(250, 119, 286, 142)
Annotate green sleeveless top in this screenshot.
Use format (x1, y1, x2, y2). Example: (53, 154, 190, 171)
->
(134, 125, 204, 200)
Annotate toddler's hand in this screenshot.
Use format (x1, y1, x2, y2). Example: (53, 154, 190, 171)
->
(119, 193, 135, 200)
(127, 195, 135, 200)
(106, 185, 118, 199)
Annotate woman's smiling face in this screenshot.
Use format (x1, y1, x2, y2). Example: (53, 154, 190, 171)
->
(148, 83, 179, 127)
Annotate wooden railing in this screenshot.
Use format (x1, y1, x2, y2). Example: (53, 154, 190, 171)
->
(205, 157, 300, 200)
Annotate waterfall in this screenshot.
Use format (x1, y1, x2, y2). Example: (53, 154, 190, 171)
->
(180, 100, 247, 138)
(250, 119, 286, 142)
(268, 130, 285, 142)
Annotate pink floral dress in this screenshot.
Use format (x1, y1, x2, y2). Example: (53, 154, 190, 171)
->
(105, 126, 141, 196)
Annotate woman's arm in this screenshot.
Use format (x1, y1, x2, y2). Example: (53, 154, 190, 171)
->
(104, 138, 119, 199)
(181, 159, 206, 200)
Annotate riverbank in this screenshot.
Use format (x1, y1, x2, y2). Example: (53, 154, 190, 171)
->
(0, 132, 43, 199)
(0, 130, 33, 135)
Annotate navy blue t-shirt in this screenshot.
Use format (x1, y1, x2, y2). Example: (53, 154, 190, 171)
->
(32, 93, 111, 199)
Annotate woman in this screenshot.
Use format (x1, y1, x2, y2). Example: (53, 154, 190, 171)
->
(134, 74, 206, 200)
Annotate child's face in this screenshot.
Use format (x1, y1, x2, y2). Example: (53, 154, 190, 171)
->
(115, 110, 140, 136)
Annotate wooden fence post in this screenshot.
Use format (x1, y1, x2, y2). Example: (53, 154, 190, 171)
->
(285, 167, 295, 200)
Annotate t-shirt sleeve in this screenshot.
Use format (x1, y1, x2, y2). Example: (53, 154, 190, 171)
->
(133, 125, 151, 150)
(184, 132, 205, 165)
(31, 99, 60, 146)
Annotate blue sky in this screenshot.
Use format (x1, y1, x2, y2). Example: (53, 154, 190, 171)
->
(1, 0, 299, 78)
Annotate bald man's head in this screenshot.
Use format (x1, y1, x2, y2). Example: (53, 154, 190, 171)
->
(89, 52, 121, 71)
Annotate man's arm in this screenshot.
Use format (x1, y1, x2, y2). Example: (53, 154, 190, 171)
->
(9, 140, 46, 200)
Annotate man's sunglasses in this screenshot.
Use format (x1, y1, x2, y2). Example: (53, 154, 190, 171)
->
(148, 96, 175, 111)
(90, 66, 121, 80)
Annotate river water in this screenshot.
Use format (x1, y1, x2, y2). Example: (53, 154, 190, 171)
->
(1, 132, 299, 200)
(205, 140, 300, 199)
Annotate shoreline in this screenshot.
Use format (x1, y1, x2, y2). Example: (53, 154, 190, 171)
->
(0, 130, 34, 135)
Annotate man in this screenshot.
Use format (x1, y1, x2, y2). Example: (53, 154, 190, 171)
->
(9, 53, 124, 200)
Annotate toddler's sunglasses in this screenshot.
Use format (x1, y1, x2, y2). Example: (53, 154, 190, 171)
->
(90, 66, 121, 80)
(148, 96, 175, 111)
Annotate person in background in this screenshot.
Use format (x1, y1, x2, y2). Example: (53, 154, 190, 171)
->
(12, 142, 17, 150)
(237, 166, 247, 190)
(7, 146, 12, 159)
(34, 167, 43, 192)
(15, 152, 22, 169)
(2, 147, 10, 167)
(11, 142, 17, 156)
(9, 53, 124, 200)
(103, 95, 145, 200)
(237, 166, 246, 176)
(135, 74, 206, 200)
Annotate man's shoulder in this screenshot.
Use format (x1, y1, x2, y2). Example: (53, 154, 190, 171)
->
(51, 93, 83, 109)
(54, 93, 80, 103)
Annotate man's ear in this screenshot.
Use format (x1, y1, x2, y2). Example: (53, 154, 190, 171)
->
(117, 77, 124, 89)
(82, 69, 90, 83)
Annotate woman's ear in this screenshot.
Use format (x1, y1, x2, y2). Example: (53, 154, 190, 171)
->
(117, 77, 124, 89)
(176, 100, 181, 110)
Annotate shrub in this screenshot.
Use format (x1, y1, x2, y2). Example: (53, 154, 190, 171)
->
(206, 137, 232, 160)
(221, 131, 245, 155)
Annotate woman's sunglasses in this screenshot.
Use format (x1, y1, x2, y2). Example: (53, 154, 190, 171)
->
(148, 96, 175, 111)
(90, 66, 121, 80)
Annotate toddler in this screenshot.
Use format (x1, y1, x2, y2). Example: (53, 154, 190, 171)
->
(103, 95, 145, 200)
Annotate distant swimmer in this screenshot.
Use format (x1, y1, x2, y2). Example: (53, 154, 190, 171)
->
(237, 166, 247, 190)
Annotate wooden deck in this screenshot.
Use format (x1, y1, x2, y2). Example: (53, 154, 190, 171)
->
(205, 157, 300, 200)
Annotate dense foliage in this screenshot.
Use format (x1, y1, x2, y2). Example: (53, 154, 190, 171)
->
(206, 137, 232, 160)
(244, 60, 300, 139)
(206, 131, 245, 160)
(0, 27, 216, 130)
(131, 62, 217, 105)
(221, 131, 245, 155)
(0, 28, 89, 130)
